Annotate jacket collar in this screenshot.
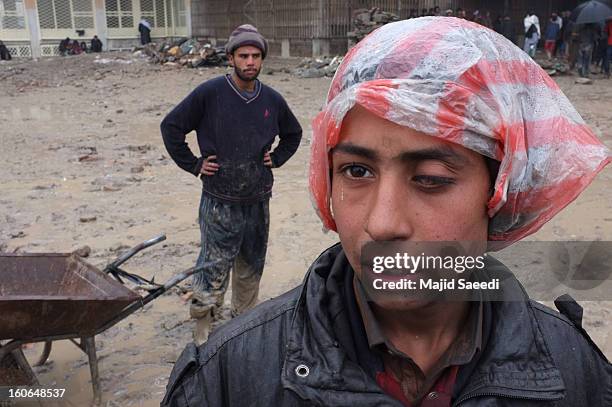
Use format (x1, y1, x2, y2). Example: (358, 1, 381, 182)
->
(281, 244, 565, 406)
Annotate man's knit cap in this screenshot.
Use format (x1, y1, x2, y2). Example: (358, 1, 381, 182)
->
(226, 24, 268, 58)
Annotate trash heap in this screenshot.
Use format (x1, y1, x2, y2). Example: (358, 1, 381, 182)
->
(292, 56, 343, 78)
(537, 59, 571, 77)
(138, 38, 228, 68)
(347, 8, 400, 43)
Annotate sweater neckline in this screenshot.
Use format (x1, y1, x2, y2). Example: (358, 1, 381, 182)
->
(225, 74, 261, 104)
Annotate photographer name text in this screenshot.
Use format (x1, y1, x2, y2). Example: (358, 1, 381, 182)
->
(372, 277, 500, 291)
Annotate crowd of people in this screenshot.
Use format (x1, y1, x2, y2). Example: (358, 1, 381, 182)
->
(404, 7, 611, 80)
(58, 35, 103, 56)
(525, 11, 611, 79)
(402, 7, 522, 48)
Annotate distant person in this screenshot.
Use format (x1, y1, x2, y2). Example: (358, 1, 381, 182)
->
(544, 13, 562, 60)
(557, 10, 570, 57)
(552, 12, 563, 29)
(408, 8, 418, 19)
(523, 12, 541, 57)
(456, 8, 467, 19)
(604, 16, 612, 78)
(59, 37, 71, 56)
(578, 23, 599, 77)
(444, 8, 453, 17)
(0, 40, 11, 60)
(501, 15, 516, 45)
(80, 41, 88, 53)
(433, 6, 441, 16)
(552, 12, 563, 47)
(594, 25, 607, 72)
(482, 11, 492, 28)
(558, 10, 574, 59)
(138, 18, 152, 45)
(569, 24, 580, 69)
(91, 35, 103, 53)
(70, 40, 82, 55)
(493, 15, 503, 33)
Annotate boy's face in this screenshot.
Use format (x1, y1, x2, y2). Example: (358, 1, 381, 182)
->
(331, 105, 490, 307)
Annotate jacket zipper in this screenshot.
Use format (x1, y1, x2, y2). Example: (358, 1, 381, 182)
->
(453, 391, 563, 406)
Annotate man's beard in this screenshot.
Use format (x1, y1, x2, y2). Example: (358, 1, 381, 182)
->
(235, 66, 261, 82)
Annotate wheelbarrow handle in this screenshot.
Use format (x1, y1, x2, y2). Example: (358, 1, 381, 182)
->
(107, 234, 167, 269)
(137, 261, 219, 306)
(94, 260, 220, 335)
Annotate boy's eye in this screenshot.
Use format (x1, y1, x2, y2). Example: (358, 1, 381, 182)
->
(341, 164, 373, 178)
(413, 175, 455, 187)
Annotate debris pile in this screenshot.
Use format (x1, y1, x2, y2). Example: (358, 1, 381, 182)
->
(292, 56, 343, 78)
(348, 8, 399, 43)
(138, 39, 228, 68)
(537, 59, 571, 77)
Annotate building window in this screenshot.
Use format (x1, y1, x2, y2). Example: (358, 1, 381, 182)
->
(0, 0, 26, 30)
(106, 0, 135, 29)
(141, 0, 166, 28)
(37, 0, 94, 30)
(155, 0, 166, 27)
(173, 0, 186, 28)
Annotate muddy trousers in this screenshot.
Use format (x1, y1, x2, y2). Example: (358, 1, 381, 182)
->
(190, 193, 270, 321)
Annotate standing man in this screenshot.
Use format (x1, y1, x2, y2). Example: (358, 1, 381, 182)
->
(523, 11, 541, 58)
(561, 11, 574, 60)
(161, 24, 302, 345)
(578, 23, 599, 77)
(500, 15, 516, 45)
(544, 13, 561, 60)
(138, 18, 152, 45)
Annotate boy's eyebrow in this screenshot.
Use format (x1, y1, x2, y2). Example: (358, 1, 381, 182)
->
(399, 146, 468, 166)
(333, 143, 378, 160)
(333, 142, 468, 166)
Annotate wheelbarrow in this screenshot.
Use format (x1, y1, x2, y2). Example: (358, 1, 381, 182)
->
(0, 234, 211, 405)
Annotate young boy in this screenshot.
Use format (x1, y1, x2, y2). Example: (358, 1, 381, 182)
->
(162, 17, 611, 407)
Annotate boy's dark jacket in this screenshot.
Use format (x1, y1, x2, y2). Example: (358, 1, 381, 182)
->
(162, 244, 612, 406)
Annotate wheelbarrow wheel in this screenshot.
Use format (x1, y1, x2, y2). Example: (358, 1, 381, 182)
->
(33, 341, 52, 366)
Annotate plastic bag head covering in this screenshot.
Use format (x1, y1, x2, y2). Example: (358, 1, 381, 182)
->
(310, 17, 610, 247)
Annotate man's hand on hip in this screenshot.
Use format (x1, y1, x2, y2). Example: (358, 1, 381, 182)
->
(201, 155, 219, 176)
(264, 151, 274, 168)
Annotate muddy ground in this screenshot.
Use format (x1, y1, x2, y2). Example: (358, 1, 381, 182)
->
(0, 52, 610, 406)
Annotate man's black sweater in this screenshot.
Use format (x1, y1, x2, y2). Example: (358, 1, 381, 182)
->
(161, 75, 302, 203)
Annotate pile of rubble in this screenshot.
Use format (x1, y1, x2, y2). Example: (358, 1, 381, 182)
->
(292, 56, 343, 78)
(137, 38, 228, 68)
(348, 7, 399, 43)
(537, 59, 571, 77)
